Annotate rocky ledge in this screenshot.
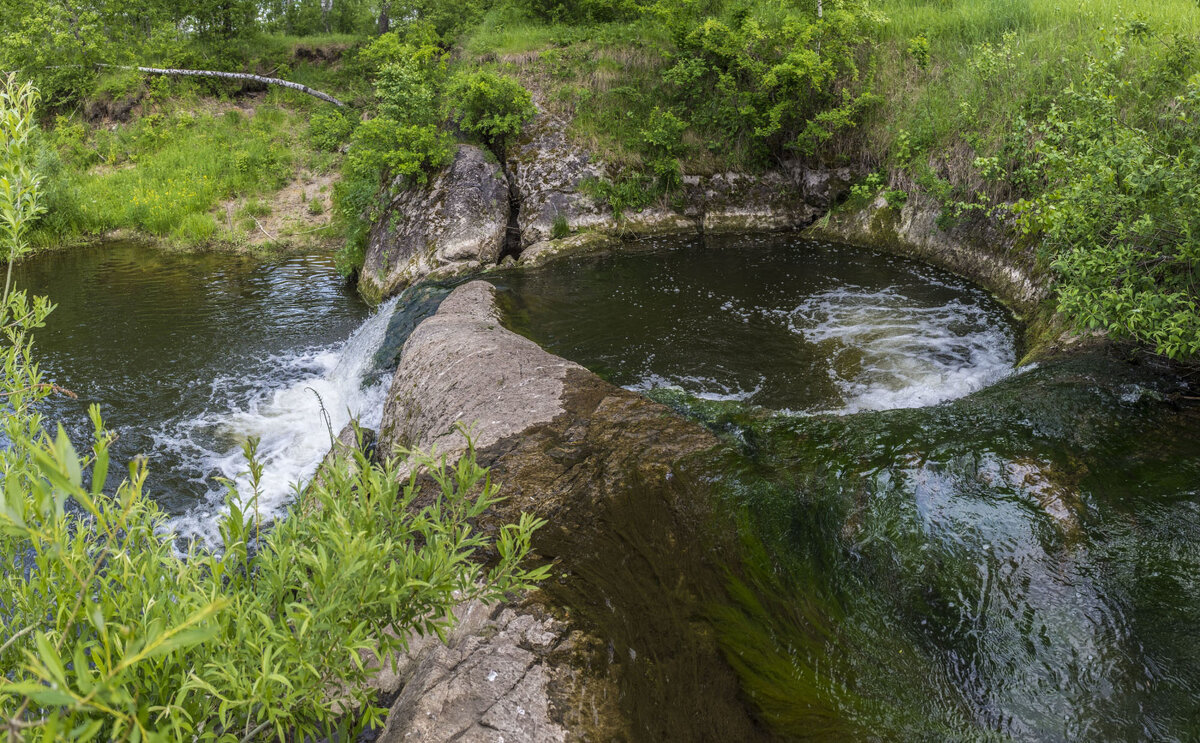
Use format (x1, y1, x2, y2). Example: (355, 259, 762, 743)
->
(805, 192, 1047, 315)
(360, 145, 510, 303)
(359, 102, 851, 302)
(369, 281, 773, 741)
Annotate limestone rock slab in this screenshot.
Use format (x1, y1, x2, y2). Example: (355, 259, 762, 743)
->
(361, 145, 509, 302)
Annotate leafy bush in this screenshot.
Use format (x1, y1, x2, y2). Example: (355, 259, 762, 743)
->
(445, 70, 536, 155)
(345, 119, 454, 193)
(655, 0, 877, 162)
(355, 24, 446, 77)
(640, 106, 687, 190)
(1013, 40, 1200, 359)
(883, 188, 908, 210)
(376, 60, 440, 126)
(847, 172, 884, 207)
(308, 108, 356, 152)
(906, 34, 930, 70)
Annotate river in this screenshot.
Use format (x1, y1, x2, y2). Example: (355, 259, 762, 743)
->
(14, 234, 1200, 739)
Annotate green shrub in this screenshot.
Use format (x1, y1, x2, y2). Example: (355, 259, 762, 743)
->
(883, 188, 908, 210)
(907, 34, 931, 70)
(355, 24, 446, 76)
(335, 238, 367, 277)
(0, 74, 47, 296)
(516, 0, 640, 24)
(657, 0, 876, 163)
(444, 70, 536, 155)
(1013, 39, 1200, 360)
(345, 119, 454, 189)
(640, 106, 687, 190)
(309, 108, 356, 151)
(847, 172, 884, 207)
(376, 60, 440, 126)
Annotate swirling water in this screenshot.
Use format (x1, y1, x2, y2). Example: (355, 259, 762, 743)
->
(491, 233, 1020, 414)
(491, 233, 1200, 741)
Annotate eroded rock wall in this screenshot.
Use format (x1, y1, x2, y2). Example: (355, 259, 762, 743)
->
(360, 103, 851, 301)
(806, 192, 1047, 315)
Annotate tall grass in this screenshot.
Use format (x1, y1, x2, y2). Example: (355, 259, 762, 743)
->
(854, 0, 1200, 195)
(36, 103, 323, 247)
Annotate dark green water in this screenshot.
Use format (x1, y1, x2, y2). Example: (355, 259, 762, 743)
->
(15, 235, 1200, 739)
(493, 234, 1021, 414)
(492, 234, 1200, 741)
(12, 242, 391, 544)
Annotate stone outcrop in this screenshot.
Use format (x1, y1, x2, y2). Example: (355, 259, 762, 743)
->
(505, 102, 850, 250)
(373, 281, 774, 742)
(360, 145, 509, 302)
(379, 280, 583, 459)
(359, 102, 853, 303)
(374, 600, 579, 743)
(505, 107, 611, 248)
(683, 167, 847, 233)
(806, 192, 1047, 315)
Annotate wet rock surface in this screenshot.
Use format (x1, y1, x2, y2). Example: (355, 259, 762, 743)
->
(808, 192, 1046, 314)
(376, 281, 774, 742)
(360, 145, 509, 302)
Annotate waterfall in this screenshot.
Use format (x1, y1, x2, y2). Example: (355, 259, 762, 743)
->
(169, 295, 400, 546)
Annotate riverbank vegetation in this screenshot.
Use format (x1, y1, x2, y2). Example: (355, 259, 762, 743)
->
(6, 0, 1197, 359)
(0, 73, 548, 740)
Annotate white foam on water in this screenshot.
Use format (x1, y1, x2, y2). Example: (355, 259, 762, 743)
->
(166, 296, 400, 546)
(625, 371, 764, 402)
(790, 286, 1016, 414)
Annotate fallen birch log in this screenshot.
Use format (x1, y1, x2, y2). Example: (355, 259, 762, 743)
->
(97, 64, 346, 107)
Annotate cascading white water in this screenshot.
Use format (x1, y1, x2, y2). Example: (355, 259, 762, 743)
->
(790, 285, 1017, 414)
(168, 295, 400, 545)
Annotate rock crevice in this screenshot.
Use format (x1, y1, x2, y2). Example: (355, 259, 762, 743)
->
(360, 105, 851, 301)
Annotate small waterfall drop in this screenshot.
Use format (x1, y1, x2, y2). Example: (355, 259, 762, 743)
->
(169, 295, 400, 545)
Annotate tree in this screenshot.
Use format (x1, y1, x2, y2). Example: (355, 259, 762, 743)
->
(444, 70, 536, 158)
